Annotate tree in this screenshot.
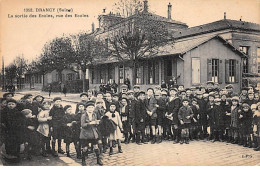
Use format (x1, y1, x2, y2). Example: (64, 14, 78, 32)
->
(13, 55, 28, 89)
(39, 36, 75, 84)
(71, 32, 107, 92)
(108, 11, 173, 86)
(113, 0, 143, 17)
(5, 63, 17, 86)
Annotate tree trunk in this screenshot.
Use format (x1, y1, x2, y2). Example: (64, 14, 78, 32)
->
(82, 71, 86, 92)
(131, 61, 136, 87)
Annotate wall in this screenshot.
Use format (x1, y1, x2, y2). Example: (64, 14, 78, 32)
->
(182, 37, 242, 92)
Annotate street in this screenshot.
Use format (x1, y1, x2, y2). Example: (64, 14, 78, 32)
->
(1, 91, 260, 166)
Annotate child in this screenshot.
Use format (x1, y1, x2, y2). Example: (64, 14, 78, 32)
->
(167, 88, 181, 144)
(155, 90, 167, 143)
(212, 98, 226, 142)
(120, 98, 131, 144)
(73, 103, 85, 159)
(238, 103, 253, 147)
(1, 99, 25, 163)
(206, 93, 215, 141)
(253, 103, 260, 151)
(230, 96, 241, 144)
(37, 100, 52, 157)
(22, 109, 38, 160)
(95, 92, 106, 110)
(63, 105, 77, 157)
(105, 102, 123, 155)
(197, 92, 208, 139)
(178, 99, 194, 144)
(145, 88, 157, 144)
(80, 102, 102, 166)
(49, 97, 65, 156)
(75, 93, 88, 114)
(190, 98, 199, 140)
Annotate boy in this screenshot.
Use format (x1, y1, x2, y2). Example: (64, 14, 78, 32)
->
(22, 109, 38, 160)
(207, 93, 215, 141)
(212, 98, 226, 142)
(49, 97, 65, 156)
(80, 102, 103, 166)
(145, 88, 158, 144)
(190, 98, 199, 140)
(178, 99, 194, 144)
(75, 93, 88, 114)
(245, 91, 257, 106)
(253, 103, 260, 151)
(1, 99, 25, 163)
(238, 103, 253, 147)
(230, 96, 241, 144)
(197, 91, 208, 139)
(167, 88, 181, 143)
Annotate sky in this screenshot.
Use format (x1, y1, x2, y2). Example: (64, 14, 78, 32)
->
(0, 0, 259, 67)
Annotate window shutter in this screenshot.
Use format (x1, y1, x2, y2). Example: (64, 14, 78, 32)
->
(207, 59, 212, 81)
(225, 59, 229, 83)
(144, 61, 148, 85)
(218, 60, 223, 84)
(235, 60, 239, 83)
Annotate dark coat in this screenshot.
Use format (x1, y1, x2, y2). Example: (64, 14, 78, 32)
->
(98, 116, 117, 137)
(238, 109, 253, 134)
(134, 99, 147, 123)
(191, 105, 199, 125)
(212, 105, 226, 128)
(156, 98, 167, 119)
(178, 106, 194, 124)
(120, 105, 130, 133)
(197, 98, 208, 125)
(244, 99, 257, 107)
(167, 97, 181, 125)
(75, 100, 88, 114)
(24, 117, 39, 145)
(49, 105, 65, 128)
(73, 111, 84, 140)
(207, 102, 215, 126)
(145, 97, 157, 119)
(230, 105, 241, 129)
(80, 112, 100, 140)
(63, 113, 75, 143)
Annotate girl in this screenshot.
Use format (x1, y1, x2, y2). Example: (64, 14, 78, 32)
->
(230, 96, 241, 144)
(37, 101, 52, 157)
(105, 102, 123, 155)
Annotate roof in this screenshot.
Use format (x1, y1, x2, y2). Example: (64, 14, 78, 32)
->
(157, 35, 247, 57)
(130, 11, 188, 26)
(173, 19, 260, 39)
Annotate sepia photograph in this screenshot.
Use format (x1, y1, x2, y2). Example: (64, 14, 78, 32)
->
(0, 0, 260, 166)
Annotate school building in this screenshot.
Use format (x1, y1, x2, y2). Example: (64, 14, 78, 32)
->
(87, 1, 260, 93)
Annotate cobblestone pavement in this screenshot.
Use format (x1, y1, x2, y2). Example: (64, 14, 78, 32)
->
(1, 91, 260, 166)
(1, 139, 260, 166)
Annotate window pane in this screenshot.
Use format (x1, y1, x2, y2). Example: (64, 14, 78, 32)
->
(192, 58, 200, 84)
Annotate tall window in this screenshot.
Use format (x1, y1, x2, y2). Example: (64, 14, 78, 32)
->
(91, 69, 95, 84)
(136, 64, 143, 84)
(258, 47, 260, 73)
(119, 66, 124, 84)
(212, 59, 219, 83)
(192, 58, 200, 84)
(229, 60, 235, 83)
(242, 58, 248, 73)
(148, 60, 159, 84)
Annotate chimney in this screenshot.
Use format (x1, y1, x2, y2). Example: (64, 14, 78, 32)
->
(103, 8, 106, 13)
(224, 12, 226, 19)
(143, 0, 148, 12)
(91, 22, 95, 33)
(168, 2, 172, 19)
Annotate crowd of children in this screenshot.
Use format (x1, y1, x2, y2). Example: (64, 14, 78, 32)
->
(0, 81, 260, 166)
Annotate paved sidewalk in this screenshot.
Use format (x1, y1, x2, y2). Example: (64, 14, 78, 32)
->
(1, 140, 260, 166)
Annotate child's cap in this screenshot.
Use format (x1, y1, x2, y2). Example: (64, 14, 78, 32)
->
(42, 100, 52, 105)
(80, 93, 88, 97)
(169, 88, 178, 92)
(21, 109, 32, 115)
(78, 102, 86, 107)
(231, 96, 239, 101)
(109, 102, 116, 107)
(23, 94, 33, 100)
(96, 91, 103, 95)
(64, 105, 72, 111)
(192, 98, 198, 102)
(86, 101, 95, 108)
(33, 95, 44, 101)
(208, 92, 215, 98)
(113, 93, 119, 97)
(53, 97, 62, 102)
(3, 92, 14, 98)
(182, 98, 189, 103)
(242, 103, 250, 109)
(137, 91, 145, 97)
(6, 98, 17, 104)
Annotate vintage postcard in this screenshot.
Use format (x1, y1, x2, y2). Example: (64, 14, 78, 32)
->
(0, 0, 260, 166)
